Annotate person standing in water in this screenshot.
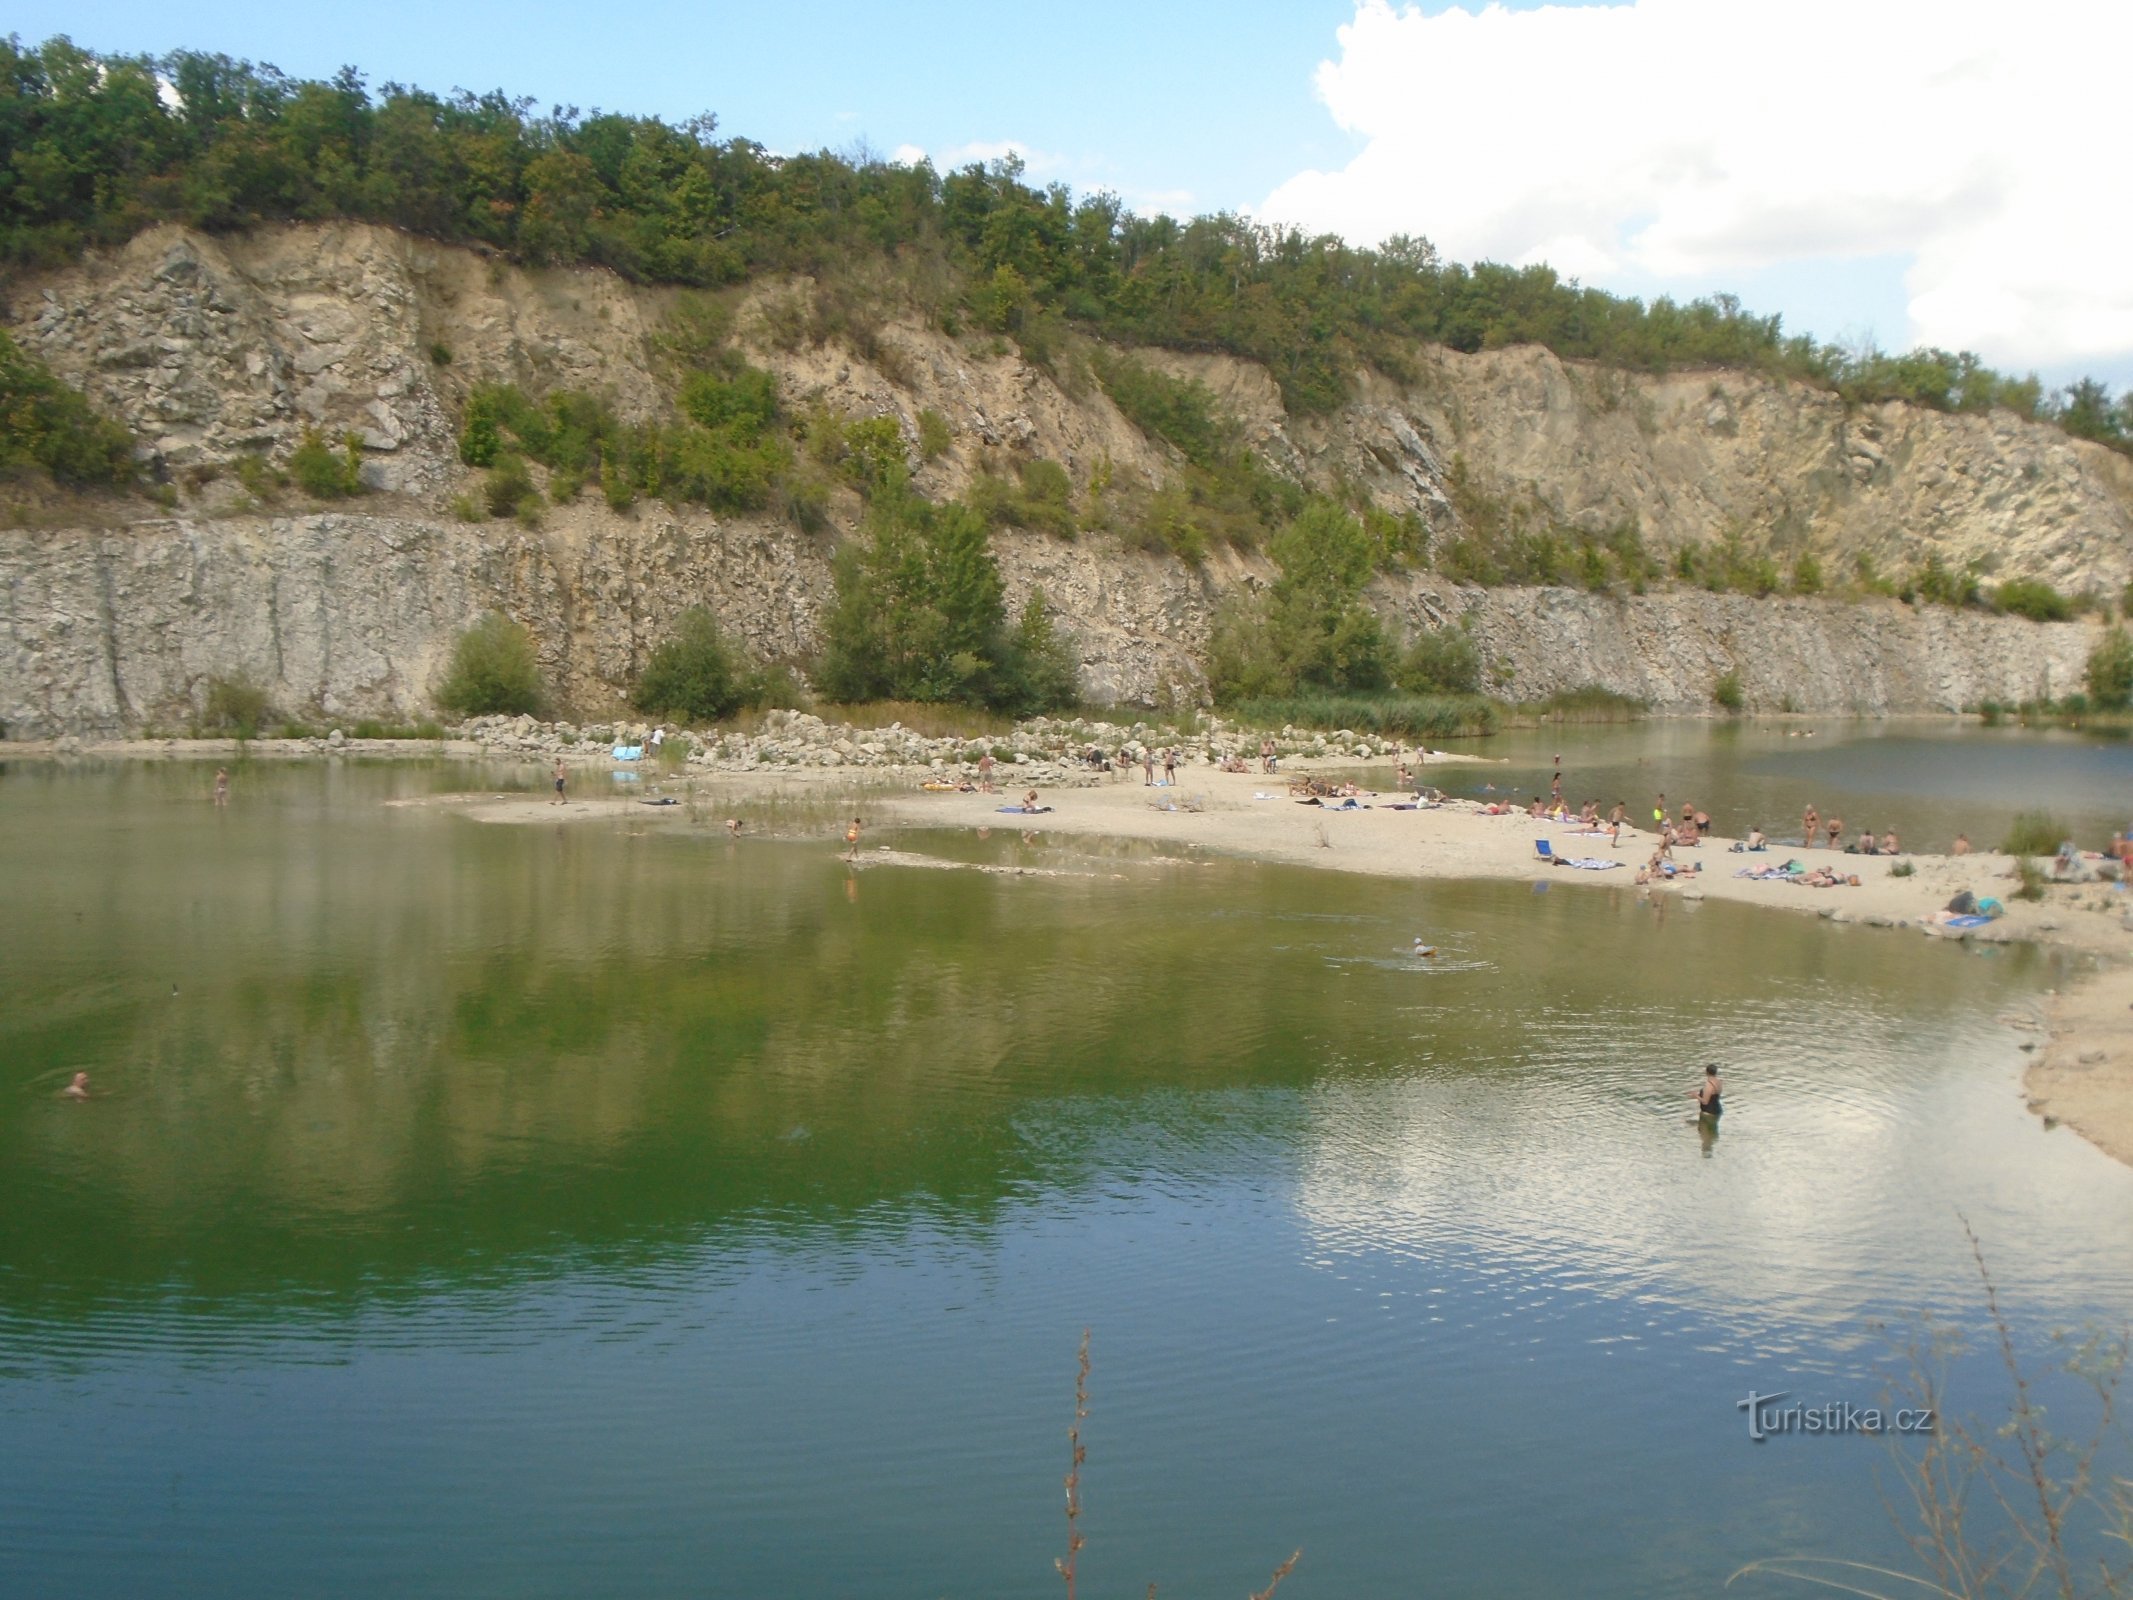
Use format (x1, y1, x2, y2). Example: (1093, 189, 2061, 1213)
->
(1690, 1063, 1724, 1117)
(844, 817, 863, 861)
(213, 767, 230, 807)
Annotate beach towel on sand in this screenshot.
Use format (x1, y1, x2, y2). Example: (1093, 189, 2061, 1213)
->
(1567, 858, 1622, 870)
(998, 805, 1054, 814)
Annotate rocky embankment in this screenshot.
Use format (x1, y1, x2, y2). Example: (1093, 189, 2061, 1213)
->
(2, 221, 2128, 734)
(449, 708, 1406, 785)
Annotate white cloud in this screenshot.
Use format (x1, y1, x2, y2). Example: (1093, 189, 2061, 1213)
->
(1260, 0, 2133, 372)
(891, 139, 1063, 176)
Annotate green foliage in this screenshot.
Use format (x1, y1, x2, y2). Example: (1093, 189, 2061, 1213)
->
(2086, 625, 2133, 710)
(816, 488, 1077, 712)
(435, 611, 543, 717)
(289, 426, 364, 498)
(916, 407, 953, 461)
(1092, 352, 1233, 468)
(2000, 811, 2066, 857)
(201, 675, 271, 737)
(1226, 694, 1499, 741)
(1435, 458, 1652, 590)
(1993, 578, 2072, 622)
(1396, 624, 1483, 695)
(484, 454, 538, 519)
(0, 35, 2126, 452)
(1906, 552, 1981, 608)
(1207, 502, 1392, 701)
(969, 457, 1075, 537)
(1095, 352, 1311, 558)
(1712, 670, 1745, 712)
(633, 607, 747, 722)
(0, 328, 136, 487)
(1790, 552, 1823, 595)
(1000, 588, 1082, 717)
(2012, 857, 2046, 902)
(457, 370, 791, 516)
(1672, 533, 1781, 597)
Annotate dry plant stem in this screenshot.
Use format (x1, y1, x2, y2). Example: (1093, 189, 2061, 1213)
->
(1251, 1549, 1303, 1600)
(1055, 1329, 1089, 1600)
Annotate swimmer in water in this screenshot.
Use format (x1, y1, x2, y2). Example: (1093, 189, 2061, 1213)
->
(1412, 938, 1437, 958)
(61, 1071, 92, 1100)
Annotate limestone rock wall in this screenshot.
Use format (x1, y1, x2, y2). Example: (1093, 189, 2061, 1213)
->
(0, 511, 2100, 737)
(2, 220, 2127, 734)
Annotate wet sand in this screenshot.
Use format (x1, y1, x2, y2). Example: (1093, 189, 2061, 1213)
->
(2027, 967, 2133, 1168)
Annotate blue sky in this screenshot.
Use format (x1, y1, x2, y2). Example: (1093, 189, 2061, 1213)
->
(17, 1, 2122, 388)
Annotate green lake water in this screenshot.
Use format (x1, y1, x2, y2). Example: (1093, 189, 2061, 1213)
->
(2, 737, 2130, 1598)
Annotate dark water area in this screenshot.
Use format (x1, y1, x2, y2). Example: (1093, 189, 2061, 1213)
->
(1, 752, 2128, 1598)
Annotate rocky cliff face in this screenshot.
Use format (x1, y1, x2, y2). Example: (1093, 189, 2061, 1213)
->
(1, 222, 2125, 735)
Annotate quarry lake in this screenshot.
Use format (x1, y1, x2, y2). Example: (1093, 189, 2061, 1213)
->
(3, 735, 2130, 1599)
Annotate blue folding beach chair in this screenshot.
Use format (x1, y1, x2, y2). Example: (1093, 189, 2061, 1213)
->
(1534, 839, 1557, 864)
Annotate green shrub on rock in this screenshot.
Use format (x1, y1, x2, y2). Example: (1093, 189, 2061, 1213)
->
(436, 612, 543, 717)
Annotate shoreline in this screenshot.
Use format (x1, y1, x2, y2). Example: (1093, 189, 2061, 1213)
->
(2027, 966, 2133, 1168)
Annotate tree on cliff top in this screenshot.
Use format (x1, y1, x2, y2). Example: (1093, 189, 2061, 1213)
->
(4, 33, 2123, 440)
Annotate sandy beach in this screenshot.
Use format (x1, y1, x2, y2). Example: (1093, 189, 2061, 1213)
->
(2027, 967, 2133, 1167)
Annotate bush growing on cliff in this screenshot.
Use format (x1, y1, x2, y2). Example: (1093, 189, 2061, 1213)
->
(0, 329, 136, 489)
(1993, 578, 2072, 622)
(968, 458, 1075, 538)
(201, 676, 271, 738)
(436, 612, 543, 717)
(1207, 502, 1392, 702)
(457, 371, 791, 517)
(632, 608, 747, 723)
(816, 488, 1080, 713)
(1396, 624, 1483, 695)
(289, 427, 364, 498)
(2087, 625, 2133, 710)
(1712, 670, 1745, 712)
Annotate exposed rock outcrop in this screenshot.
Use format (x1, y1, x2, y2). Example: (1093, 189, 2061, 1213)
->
(2, 221, 2126, 734)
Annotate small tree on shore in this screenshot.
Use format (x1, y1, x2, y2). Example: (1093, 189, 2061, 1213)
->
(633, 607, 745, 723)
(436, 612, 542, 717)
(2086, 625, 2133, 709)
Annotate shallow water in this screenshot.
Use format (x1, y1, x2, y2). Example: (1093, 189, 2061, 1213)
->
(1424, 717, 2133, 852)
(1, 752, 2129, 1598)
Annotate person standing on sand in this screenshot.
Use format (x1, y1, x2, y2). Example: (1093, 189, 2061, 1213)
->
(1953, 833, 1971, 856)
(552, 760, 568, 805)
(1163, 747, 1178, 786)
(213, 767, 230, 807)
(978, 752, 996, 793)
(1142, 748, 1155, 786)
(1803, 804, 1819, 844)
